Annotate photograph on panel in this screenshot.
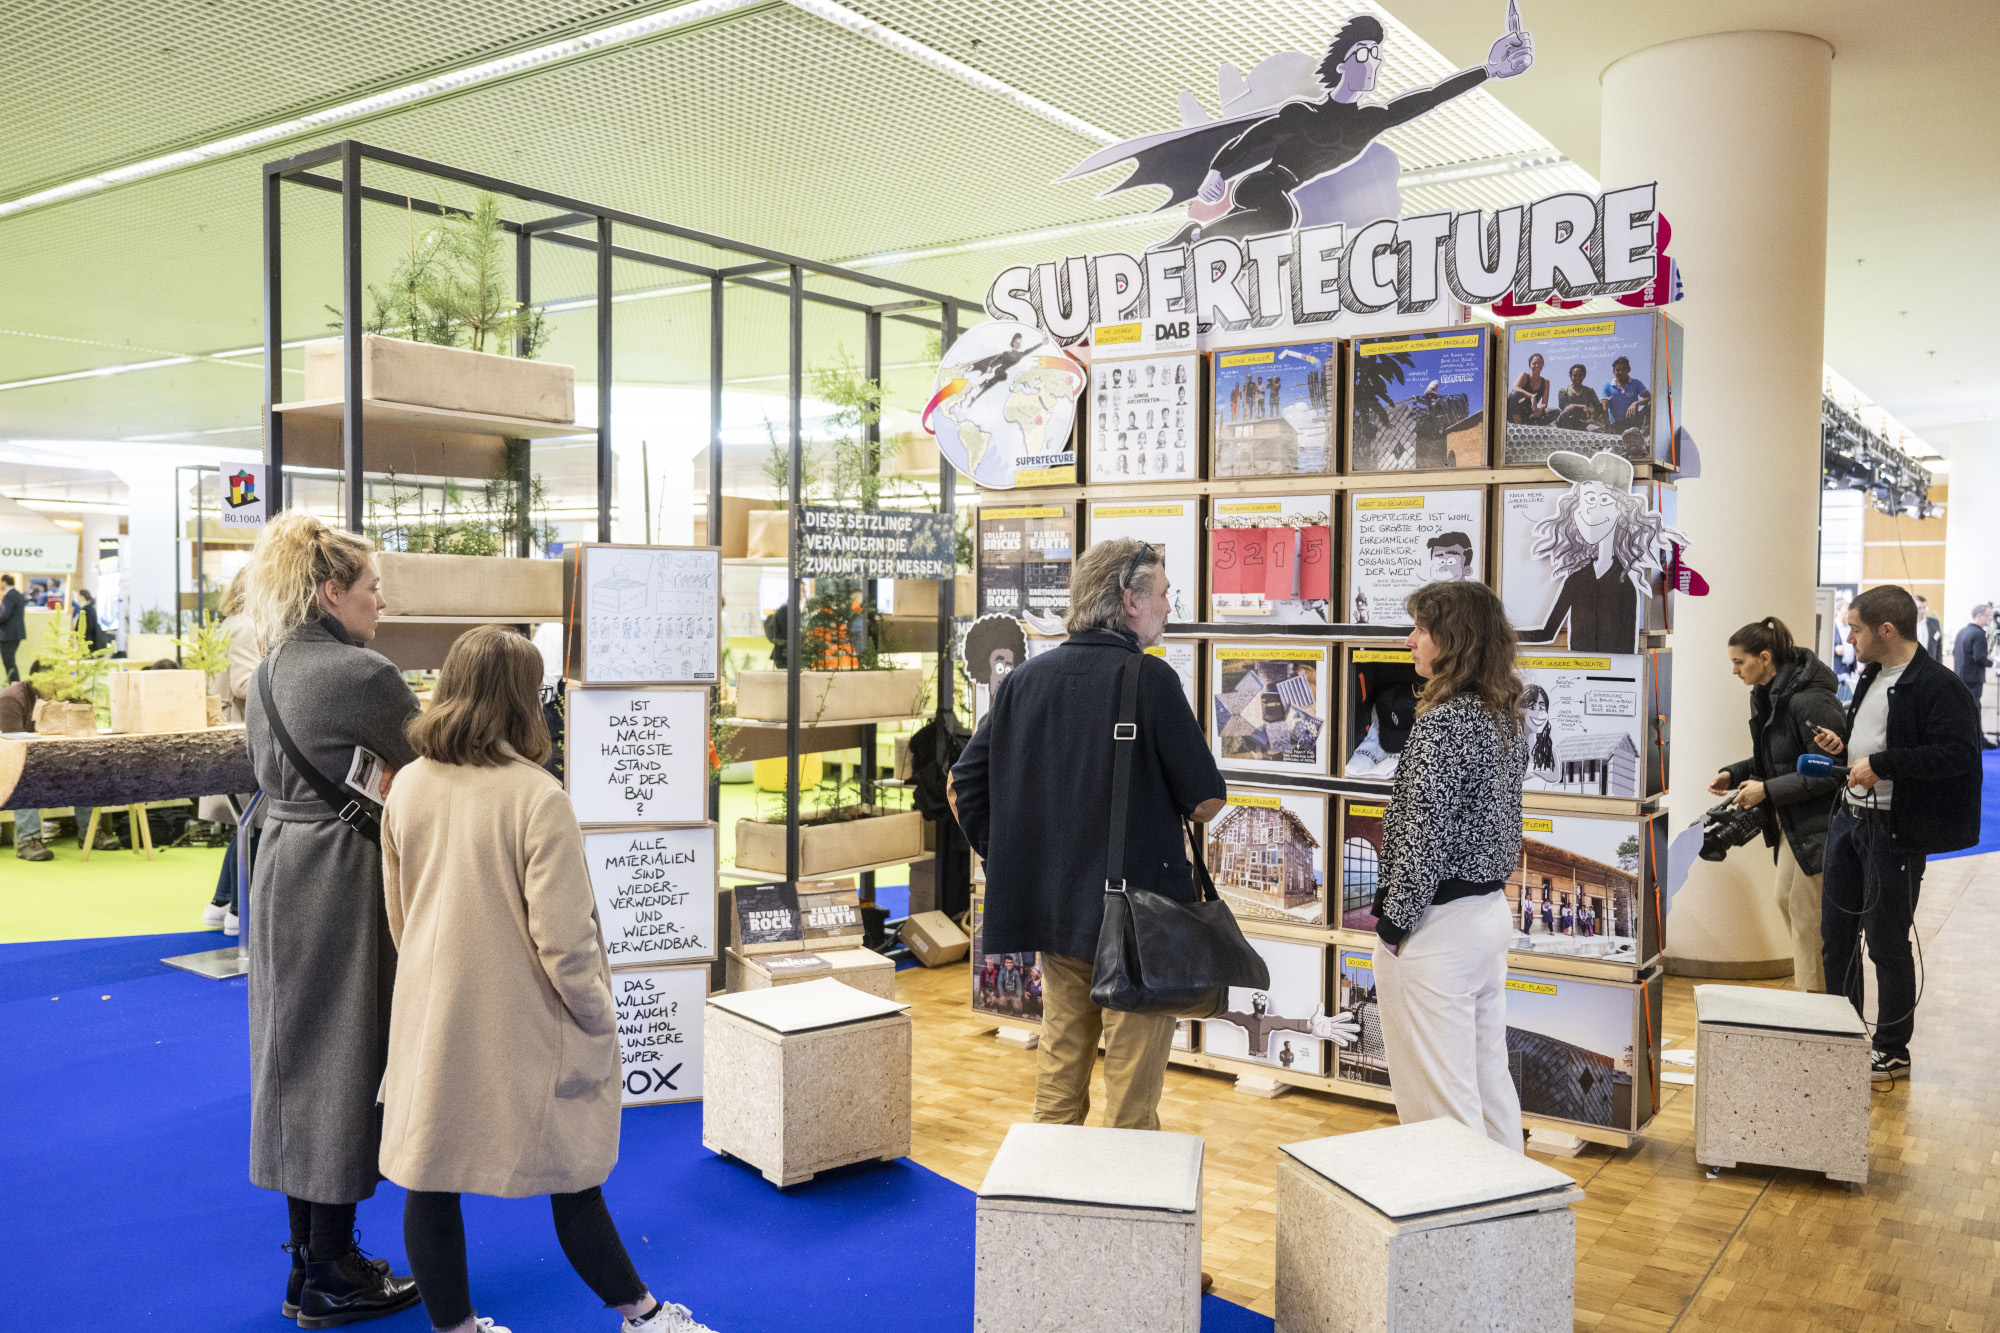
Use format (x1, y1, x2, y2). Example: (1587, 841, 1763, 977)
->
(1211, 340, 1339, 477)
(1332, 950, 1389, 1087)
(1206, 788, 1328, 927)
(1503, 971, 1637, 1129)
(1502, 312, 1674, 466)
(1507, 813, 1654, 966)
(1210, 644, 1331, 775)
(1203, 936, 1344, 1073)
(1348, 326, 1489, 472)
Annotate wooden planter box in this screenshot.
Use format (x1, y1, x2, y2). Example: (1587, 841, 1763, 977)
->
(109, 670, 207, 734)
(375, 551, 565, 619)
(32, 700, 96, 737)
(735, 809, 926, 878)
(746, 508, 791, 558)
(303, 334, 575, 424)
(735, 668, 926, 723)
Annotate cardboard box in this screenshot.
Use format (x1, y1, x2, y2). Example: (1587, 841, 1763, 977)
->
(746, 508, 790, 558)
(302, 334, 575, 423)
(901, 910, 969, 967)
(108, 669, 207, 734)
(889, 574, 974, 618)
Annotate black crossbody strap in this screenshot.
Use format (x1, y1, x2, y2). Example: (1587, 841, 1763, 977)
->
(256, 653, 381, 844)
(1104, 651, 1144, 889)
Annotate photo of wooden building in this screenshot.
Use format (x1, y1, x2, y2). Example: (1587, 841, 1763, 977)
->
(1508, 835, 1640, 945)
(1209, 801, 1322, 919)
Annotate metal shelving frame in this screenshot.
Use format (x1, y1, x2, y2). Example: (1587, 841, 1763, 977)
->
(261, 140, 974, 912)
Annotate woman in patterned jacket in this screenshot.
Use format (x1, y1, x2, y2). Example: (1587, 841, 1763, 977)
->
(1369, 580, 1530, 1149)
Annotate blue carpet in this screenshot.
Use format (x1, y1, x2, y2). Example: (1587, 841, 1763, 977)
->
(0, 933, 1272, 1332)
(1932, 749, 2000, 860)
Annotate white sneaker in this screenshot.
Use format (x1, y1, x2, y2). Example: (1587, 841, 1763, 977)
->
(624, 1301, 716, 1333)
(223, 909, 240, 937)
(202, 902, 227, 927)
(472, 1319, 510, 1333)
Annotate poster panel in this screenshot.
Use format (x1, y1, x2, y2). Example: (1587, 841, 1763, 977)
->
(1202, 935, 1330, 1074)
(614, 964, 708, 1106)
(1089, 352, 1200, 482)
(976, 503, 1076, 633)
(1347, 326, 1491, 473)
(1344, 486, 1486, 627)
(1087, 497, 1200, 624)
(927, 320, 1084, 488)
(1335, 799, 1387, 933)
(565, 687, 710, 825)
(1518, 652, 1668, 798)
(1210, 340, 1339, 478)
(1332, 948, 1390, 1087)
(1342, 646, 1420, 781)
(1209, 641, 1333, 777)
(1502, 968, 1639, 1130)
(583, 826, 718, 968)
(572, 543, 720, 685)
(1207, 493, 1334, 624)
(1145, 639, 1202, 720)
(969, 888, 1043, 1023)
(1206, 786, 1329, 928)
(1506, 811, 1662, 969)
(1501, 312, 1675, 466)
(1497, 479, 1676, 655)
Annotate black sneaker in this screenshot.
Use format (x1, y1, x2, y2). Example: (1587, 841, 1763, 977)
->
(1869, 1051, 1911, 1079)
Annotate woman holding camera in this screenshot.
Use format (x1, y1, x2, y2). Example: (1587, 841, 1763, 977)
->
(1708, 616, 1847, 991)
(1371, 581, 1528, 1149)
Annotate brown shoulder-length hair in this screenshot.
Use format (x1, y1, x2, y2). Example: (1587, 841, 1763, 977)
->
(407, 625, 552, 767)
(1406, 581, 1523, 730)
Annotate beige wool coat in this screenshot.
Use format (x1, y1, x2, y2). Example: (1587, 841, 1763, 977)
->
(379, 746, 622, 1197)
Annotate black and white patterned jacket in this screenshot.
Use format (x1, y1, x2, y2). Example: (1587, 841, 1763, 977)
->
(1372, 693, 1527, 943)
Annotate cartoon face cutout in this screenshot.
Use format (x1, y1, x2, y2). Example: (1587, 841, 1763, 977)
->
(1573, 482, 1623, 545)
(1428, 544, 1472, 581)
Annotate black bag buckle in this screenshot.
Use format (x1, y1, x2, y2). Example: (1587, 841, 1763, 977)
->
(1113, 723, 1137, 741)
(1104, 879, 1128, 894)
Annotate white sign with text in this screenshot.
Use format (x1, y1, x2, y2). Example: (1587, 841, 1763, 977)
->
(613, 964, 708, 1106)
(584, 825, 718, 968)
(566, 687, 709, 825)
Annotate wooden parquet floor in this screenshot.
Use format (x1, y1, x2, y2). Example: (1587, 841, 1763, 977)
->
(893, 850, 2000, 1331)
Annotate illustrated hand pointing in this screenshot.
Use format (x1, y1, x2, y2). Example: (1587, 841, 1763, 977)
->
(1198, 169, 1227, 205)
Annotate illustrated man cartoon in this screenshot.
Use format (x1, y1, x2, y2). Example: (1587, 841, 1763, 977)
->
(1426, 531, 1475, 583)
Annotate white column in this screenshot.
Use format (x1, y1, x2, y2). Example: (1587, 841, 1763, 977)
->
(1602, 32, 1833, 975)
(1942, 422, 2000, 638)
(111, 462, 179, 640)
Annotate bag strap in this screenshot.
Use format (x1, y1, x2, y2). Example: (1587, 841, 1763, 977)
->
(1104, 651, 1144, 891)
(257, 653, 381, 844)
(1184, 814, 1218, 904)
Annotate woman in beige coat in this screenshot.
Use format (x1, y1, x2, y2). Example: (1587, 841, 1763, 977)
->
(381, 626, 713, 1333)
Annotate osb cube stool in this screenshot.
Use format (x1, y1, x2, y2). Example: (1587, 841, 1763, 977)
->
(722, 945, 897, 999)
(975, 1123, 1204, 1333)
(702, 978, 911, 1188)
(1276, 1118, 1582, 1333)
(1694, 984, 1870, 1186)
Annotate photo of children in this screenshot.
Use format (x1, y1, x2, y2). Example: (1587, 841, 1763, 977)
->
(1206, 787, 1328, 927)
(1345, 487, 1485, 626)
(1209, 644, 1332, 775)
(1503, 313, 1676, 465)
(1348, 326, 1490, 472)
(1211, 340, 1338, 477)
(969, 890, 1043, 1023)
(1506, 812, 1662, 970)
(1090, 352, 1200, 482)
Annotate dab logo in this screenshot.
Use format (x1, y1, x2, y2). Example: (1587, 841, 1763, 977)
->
(227, 469, 258, 509)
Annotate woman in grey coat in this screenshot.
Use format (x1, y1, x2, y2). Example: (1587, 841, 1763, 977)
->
(241, 512, 422, 1327)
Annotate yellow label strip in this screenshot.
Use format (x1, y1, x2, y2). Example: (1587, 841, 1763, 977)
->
(1514, 320, 1616, 342)
(1352, 649, 1411, 663)
(1097, 504, 1185, 518)
(1506, 978, 1558, 995)
(1219, 350, 1277, 367)
(981, 506, 1065, 520)
(1347, 803, 1386, 818)
(1355, 496, 1424, 510)
(1226, 793, 1284, 808)
(1515, 656, 1614, 671)
(1217, 647, 1325, 661)
(1215, 501, 1283, 514)
(1359, 332, 1483, 357)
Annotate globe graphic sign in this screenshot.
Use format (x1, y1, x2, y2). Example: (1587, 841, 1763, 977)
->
(923, 321, 1085, 489)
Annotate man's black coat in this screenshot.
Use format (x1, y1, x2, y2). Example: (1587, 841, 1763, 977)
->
(1847, 647, 1984, 853)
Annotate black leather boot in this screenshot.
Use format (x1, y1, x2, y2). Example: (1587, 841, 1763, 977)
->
(281, 1242, 305, 1318)
(296, 1242, 420, 1328)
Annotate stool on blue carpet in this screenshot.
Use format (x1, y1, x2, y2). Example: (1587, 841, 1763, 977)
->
(975, 1123, 1204, 1333)
(1694, 984, 1870, 1185)
(1276, 1117, 1582, 1333)
(701, 978, 912, 1188)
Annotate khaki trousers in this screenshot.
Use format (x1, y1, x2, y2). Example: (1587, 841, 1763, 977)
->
(1774, 836, 1825, 992)
(1033, 952, 1177, 1130)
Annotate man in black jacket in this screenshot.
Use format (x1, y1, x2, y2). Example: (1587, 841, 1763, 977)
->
(1817, 584, 1983, 1078)
(1952, 602, 1993, 746)
(0, 575, 26, 683)
(1914, 595, 1943, 662)
(951, 538, 1224, 1131)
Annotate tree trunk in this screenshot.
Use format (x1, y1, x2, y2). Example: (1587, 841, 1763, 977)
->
(0, 726, 254, 811)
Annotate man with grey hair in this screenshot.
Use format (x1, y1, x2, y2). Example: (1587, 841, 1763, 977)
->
(1953, 602, 1994, 747)
(950, 537, 1224, 1133)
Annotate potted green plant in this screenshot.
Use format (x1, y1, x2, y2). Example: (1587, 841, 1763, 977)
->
(28, 624, 114, 737)
(173, 612, 234, 726)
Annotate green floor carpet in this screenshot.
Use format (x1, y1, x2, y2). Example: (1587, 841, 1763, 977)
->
(0, 839, 227, 944)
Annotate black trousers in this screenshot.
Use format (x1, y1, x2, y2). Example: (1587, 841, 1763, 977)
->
(1821, 804, 1925, 1059)
(0, 640, 18, 683)
(404, 1187, 646, 1329)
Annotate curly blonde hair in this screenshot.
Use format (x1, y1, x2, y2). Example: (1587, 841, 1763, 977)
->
(241, 511, 375, 652)
(1406, 580, 1523, 730)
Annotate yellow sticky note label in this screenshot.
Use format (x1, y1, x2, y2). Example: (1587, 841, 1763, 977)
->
(1522, 818, 1555, 833)
(1348, 803, 1386, 818)
(981, 506, 1064, 520)
(1515, 320, 1616, 342)
(1360, 332, 1483, 357)
(1217, 647, 1324, 661)
(1095, 322, 1143, 346)
(1215, 501, 1282, 514)
(1097, 504, 1185, 518)
(1220, 350, 1277, 367)
(1013, 466, 1075, 487)
(1506, 978, 1558, 996)
(1353, 649, 1412, 663)
(1516, 656, 1614, 671)
(1342, 953, 1374, 970)
(1356, 496, 1424, 510)
(1227, 793, 1283, 808)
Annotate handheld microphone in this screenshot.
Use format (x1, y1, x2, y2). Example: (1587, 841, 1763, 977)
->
(1797, 753, 1849, 781)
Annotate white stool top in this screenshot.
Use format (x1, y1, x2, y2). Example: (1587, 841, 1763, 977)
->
(706, 977, 908, 1034)
(978, 1123, 1204, 1213)
(1695, 984, 1867, 1036)
(1282, 1118, 1573, 1220)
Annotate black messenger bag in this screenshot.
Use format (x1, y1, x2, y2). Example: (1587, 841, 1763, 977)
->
(1090, 652, 1269, 1017)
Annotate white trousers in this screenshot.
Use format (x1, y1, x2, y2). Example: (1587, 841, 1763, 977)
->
(1373, 893, 1523, 1151)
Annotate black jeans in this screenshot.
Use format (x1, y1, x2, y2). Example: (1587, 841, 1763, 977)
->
(1821, 804, 1925, 1059)
(0, 640, 17, 684)
(403, 1187, 646, 1329)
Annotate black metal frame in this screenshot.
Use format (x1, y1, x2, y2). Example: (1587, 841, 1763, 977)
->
(262, 140, 971, 916)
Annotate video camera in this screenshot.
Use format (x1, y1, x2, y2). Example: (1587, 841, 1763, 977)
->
(1698, 754, 1851, 863)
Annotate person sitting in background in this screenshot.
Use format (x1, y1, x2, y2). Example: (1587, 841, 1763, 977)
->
(382, 625, 709, 1333)
(0, 663, 109, 860)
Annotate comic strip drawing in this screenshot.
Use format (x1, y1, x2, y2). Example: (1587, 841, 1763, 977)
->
(1516, 451, 1682, 655)
(1063, 4, 1534, 245)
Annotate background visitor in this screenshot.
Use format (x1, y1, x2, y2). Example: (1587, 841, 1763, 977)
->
(0, 574, 24, 682)
(1953, 602, 1993, 747)
(0, 660, 102, 861)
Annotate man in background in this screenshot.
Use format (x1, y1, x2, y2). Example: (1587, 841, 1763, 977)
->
(1954, 603, 1993, 747)
(0, 663, 110, 860)
(1915, 594, 1944, 662)
(0, 575, 25, 683)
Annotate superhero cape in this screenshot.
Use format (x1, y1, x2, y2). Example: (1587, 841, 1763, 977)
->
(1060, 110, 1283, 209)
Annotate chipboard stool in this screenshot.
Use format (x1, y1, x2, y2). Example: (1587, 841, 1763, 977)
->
(975, 1123, 1204, 1333)
(701, 978, 911, 1188)
(1693, 984, 1869, 1185)
(1276, 1118, 1582, 1333)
